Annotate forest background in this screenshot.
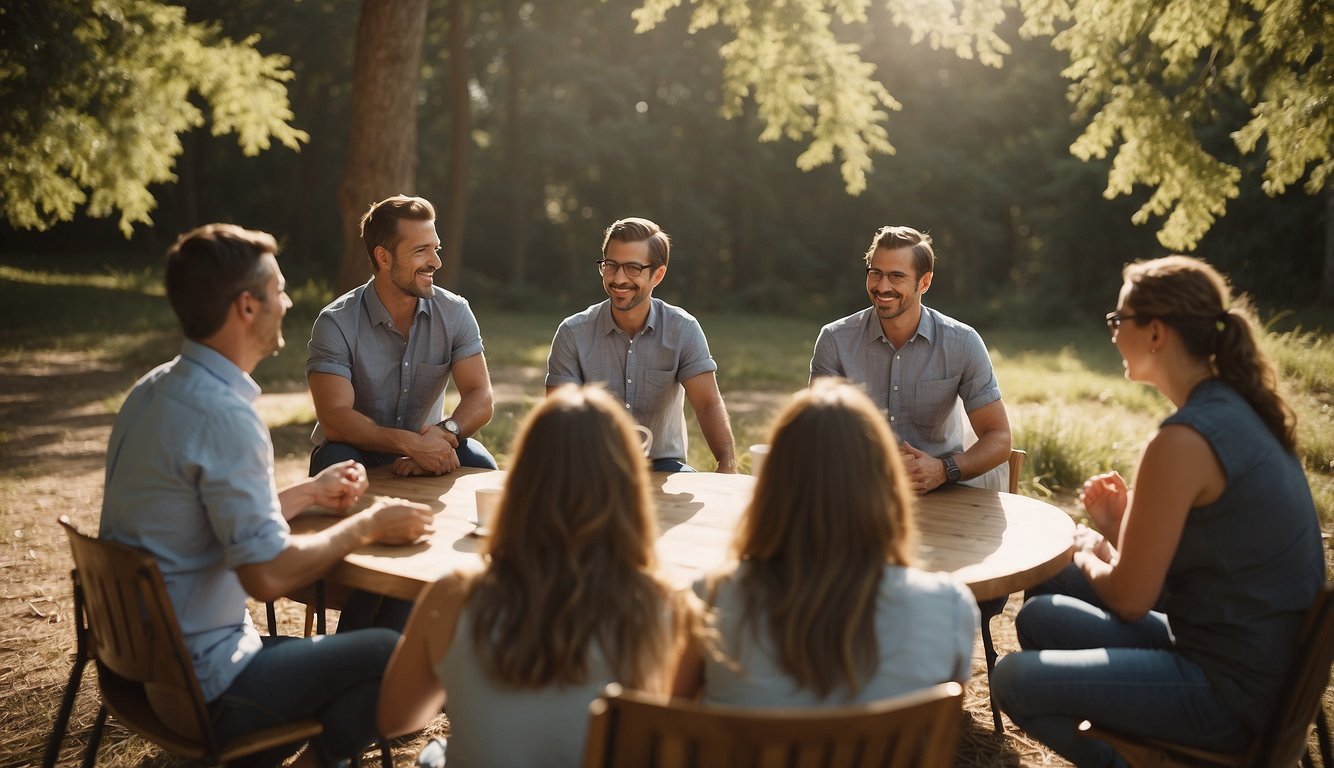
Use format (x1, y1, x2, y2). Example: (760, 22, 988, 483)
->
(3, 0, 1331, 327)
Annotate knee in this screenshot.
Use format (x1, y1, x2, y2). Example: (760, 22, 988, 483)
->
(990, 652, 1035, 716)
(1013, 594, 1059, 649)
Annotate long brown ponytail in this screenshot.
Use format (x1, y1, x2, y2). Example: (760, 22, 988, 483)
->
(1123, 256, 1296, 453)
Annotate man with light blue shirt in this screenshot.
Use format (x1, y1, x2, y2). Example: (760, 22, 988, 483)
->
(101, 224, 433, 768)
(546, 217, 737, 473)
(307, 195, 496, 479)
(810, 225, 1012, 492)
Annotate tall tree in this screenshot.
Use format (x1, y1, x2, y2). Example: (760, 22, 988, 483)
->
(634, 0, 1334, 265)
(439, 0, 470, 290)
(336, 0, 429, 293)
(0, 0, 307, 236)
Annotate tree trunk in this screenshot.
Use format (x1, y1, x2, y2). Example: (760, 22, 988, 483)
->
(1324, 179, 1334, 305)
(438, 0, 469, 290)
(502, 0, 528, 289)
(335, 0, 428, 294)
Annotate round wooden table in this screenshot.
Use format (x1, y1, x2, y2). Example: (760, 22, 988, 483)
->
(293, 467, 1074, 602)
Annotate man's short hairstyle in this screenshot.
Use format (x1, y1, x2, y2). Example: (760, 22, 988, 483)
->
(360, 195, 436, 270)
(602, 217, 671, 269)
(165, 223, 278, 341)
(864, 226, 935, 278)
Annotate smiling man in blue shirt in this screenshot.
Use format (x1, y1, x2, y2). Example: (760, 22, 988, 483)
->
(101, 224, 433, 767)
(810, 225, 1012, 492)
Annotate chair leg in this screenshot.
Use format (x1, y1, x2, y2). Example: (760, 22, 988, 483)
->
(43, 654, 87, 768)
(1316, 707, 1332, 768)
(316, 580, 328, 635)
(266, 600, 280, 636)
(978, 594, 1008, 733)
(81, 704, 108, 768)
(381, 738, 394, 768)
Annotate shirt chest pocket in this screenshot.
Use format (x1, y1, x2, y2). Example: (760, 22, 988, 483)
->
(638, 368, 679, 413)
(911, 376, 962, 433)
(405, 362, 451, 421)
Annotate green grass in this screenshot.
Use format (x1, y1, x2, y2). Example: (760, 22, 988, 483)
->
(4, 256, 1331, 523)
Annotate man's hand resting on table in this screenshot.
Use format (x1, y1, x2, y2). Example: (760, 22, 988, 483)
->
(404, 423, 462, 476)
(359, 499, 434, 545)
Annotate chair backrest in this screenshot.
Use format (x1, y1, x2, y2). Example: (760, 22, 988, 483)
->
(1249, 582, 1334, 767)
(1007, 449, 1026, 495)
(581, 681, 963, 768)
(59, 517, 213, 743)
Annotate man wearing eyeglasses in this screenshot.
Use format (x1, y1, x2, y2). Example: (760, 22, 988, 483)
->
(545, 217, 737, 473)
(810, 225, 1012, 493)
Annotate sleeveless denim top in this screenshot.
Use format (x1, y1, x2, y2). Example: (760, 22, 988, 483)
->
(1162, 378, 1323, 732)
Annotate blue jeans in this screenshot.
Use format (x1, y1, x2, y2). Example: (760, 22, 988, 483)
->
(309, 438, 498, 475)
(991, 594, 1250, 767)
(310, 439, 497, 633)
(209, 630, 398, 767)
(651, 457, 695, 473)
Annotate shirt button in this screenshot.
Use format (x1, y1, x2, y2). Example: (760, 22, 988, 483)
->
(626, 378, 632, 383)
(893, 385, 899, 391)
(402, 388, 408, 393)
(895, 355, 900, 360)
(403, 362, 408, 367)
(890, 416, 896, 422)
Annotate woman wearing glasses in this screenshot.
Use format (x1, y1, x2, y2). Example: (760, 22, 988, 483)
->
(992, 256, 1323, 765)
(376, 385, 696, 767)
(671, 379, 978, 706)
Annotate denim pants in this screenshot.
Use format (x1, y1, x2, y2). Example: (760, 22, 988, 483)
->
(309, 438, 498, 476)
(991, 594, 1250, 767)
(310, 439, 498, 632)
(209, 630, 399, 767)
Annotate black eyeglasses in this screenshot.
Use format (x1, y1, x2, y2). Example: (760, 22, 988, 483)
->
(595, 259, 655, 279)
(1104, 311, 1142, 331)
(866, 268, 913, 287)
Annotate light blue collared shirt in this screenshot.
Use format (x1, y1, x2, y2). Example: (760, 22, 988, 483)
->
(810, 305, 1003, 486)
(307, 278, 485, 445)
(546, 298, 718, 462)
(101, 341, 289, 702)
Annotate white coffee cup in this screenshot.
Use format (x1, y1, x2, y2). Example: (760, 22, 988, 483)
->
(634, 425, 654, 458)
(749, 444, 770, 477)
(473, 488, 503, 534)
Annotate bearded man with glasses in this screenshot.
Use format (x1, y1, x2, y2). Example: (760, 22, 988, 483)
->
(810, 225, 1012, 493)
(545, 217, 737, 473)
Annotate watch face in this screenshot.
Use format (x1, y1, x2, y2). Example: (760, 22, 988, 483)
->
(444, 419, 460, 436)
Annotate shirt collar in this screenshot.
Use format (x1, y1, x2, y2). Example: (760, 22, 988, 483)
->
(179, 339, 261, 404)
(861, 305, 937, 346)
(597, 298, 658, 337)
(364, 277, 430, 329)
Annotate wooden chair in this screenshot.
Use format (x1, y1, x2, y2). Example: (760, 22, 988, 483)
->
(1080, 582, 1334, 768)
(45, 517, 323, 767)
(580, 681, 963, 768)
(977, 447, 1028, 732)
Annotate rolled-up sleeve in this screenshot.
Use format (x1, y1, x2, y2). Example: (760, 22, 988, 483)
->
(675, 318, 717, 383)
(196, 409, 289, 569)
(545, 321, 585, 387)
(306, 312, 354, 380)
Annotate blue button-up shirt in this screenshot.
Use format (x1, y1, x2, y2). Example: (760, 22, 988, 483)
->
(810, 305, 1001, 462)
(546, 298, 718, 462)
(307, 278, 485, 444)
(101, 341, 289, 702)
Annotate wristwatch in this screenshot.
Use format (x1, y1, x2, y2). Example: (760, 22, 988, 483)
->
(941, 454, 961, 485)
(440, 418, 462, 445)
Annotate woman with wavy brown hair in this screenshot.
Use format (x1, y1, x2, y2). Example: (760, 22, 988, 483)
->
(673, 379, 977, 705)
(377, 385, 693, 767)
(993, 256, 1324, 766)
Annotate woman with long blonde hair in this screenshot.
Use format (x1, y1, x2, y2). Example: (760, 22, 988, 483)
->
(993, 256, 1323, 765)
(378, 385, 693, 766)
(673, 379, 977, 704)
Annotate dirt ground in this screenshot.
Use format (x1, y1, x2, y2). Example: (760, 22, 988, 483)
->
(0, 349, 1069, 767)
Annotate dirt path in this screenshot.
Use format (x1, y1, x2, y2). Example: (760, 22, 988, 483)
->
(0, 352, 1053, 767)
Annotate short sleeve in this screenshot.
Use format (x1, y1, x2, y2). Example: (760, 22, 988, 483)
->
(956, 330, 1001, 413)
(448, 300, 485, 362)
(545, 321, 584, 387)
(306, 311, 354, 380)
(193, 408, 289, 569)
(675, 318, 717, 383)
(809, 326, 843, 382)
